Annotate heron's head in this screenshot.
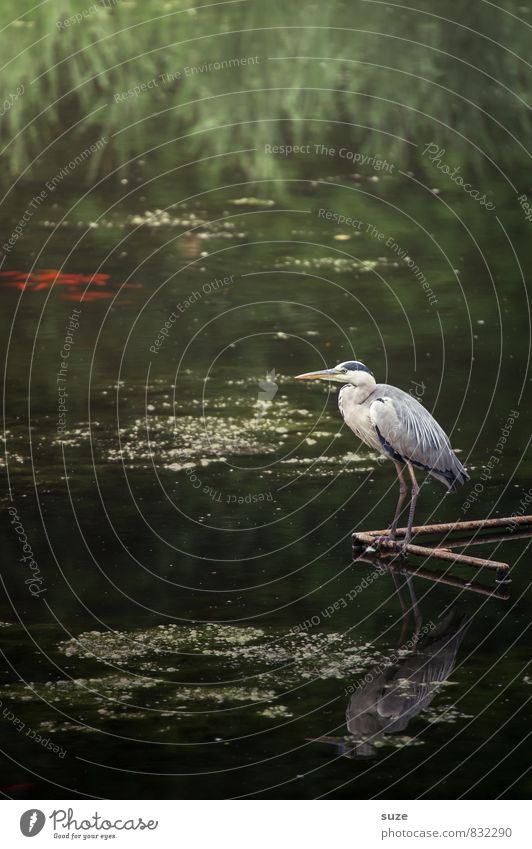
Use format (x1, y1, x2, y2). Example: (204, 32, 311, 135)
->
(295, 360, 375, 387)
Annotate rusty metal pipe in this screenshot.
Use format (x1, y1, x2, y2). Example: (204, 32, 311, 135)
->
(353, 532, 509, 570)
(353, 553, 510, 597)
(364, 514, 532, 538)
(385, 563, 510, 598)
(431, 530, 532, 550)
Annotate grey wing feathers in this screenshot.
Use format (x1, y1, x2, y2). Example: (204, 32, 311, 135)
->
(369, 387, 469, 491)
(347, 610, 468, 736)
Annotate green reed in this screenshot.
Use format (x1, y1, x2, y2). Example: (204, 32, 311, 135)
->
(1, 0, 531, 187)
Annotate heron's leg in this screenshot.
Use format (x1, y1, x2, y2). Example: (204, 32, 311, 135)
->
(373, 461, 408, 548)
(391, 570, 410, 645)
(404, 463, 420, 545)
(405, 575, 423, 641)
(389, 460, 408, 540)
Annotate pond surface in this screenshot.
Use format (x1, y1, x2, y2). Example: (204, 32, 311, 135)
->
(1, 170, 531, 798)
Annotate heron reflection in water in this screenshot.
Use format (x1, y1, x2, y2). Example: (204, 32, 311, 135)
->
(309, 564, 468, 758)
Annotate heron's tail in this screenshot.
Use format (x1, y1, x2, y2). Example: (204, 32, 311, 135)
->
(446, 466, 470, 492)
(430, 457, 470, 492)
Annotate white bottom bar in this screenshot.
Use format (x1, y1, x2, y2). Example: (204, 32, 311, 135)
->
(1, 799, 529, 848)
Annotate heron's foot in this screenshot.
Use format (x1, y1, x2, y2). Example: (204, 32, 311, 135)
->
(371, 534, 400, 549)
(395, 535, 412, 555)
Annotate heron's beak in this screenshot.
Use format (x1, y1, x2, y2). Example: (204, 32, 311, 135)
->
(294, 368, 339, 380)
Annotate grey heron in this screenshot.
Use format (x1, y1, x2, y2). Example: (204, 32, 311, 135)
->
(295, 361, 469, 544)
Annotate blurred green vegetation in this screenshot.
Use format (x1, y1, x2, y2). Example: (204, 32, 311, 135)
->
(1, 0, 531, 186)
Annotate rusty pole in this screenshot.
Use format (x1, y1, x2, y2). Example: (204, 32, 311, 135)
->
(353, 531, 510, 570)
(365, 514, 532, 538)
(385, 562, 510, 599)
(429, 530, 532, 550)
(353, 552, 510, 596)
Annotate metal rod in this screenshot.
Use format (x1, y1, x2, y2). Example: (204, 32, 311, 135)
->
(384, 562, 510, 599)
(364, 514, 532, 538)
(432, 530, 532, 550)
(353, 553, 508, 597)
(353, 532, 509, 570)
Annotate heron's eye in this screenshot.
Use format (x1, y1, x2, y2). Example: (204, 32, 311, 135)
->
(341, 368, 348, 374)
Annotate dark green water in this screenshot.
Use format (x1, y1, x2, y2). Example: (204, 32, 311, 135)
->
(1, 170, 531, 799)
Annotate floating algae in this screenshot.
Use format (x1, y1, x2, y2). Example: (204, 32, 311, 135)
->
(58, 623, 383, 691)
(2, 674, 280, 735)
(1, 674, 159, 704)
(273, 255, 388, 273)
(1, 621, 458, 746)
(257, 705, 293, 719)
(279, 450, 377, 478)
(59, 623, 267, 664)
(128, 208, 246, 241)
(229, 197, 275, 207)
(424, 705, 475, 725)
(107, 388, 314, 469)
(108, 413, 277, 468)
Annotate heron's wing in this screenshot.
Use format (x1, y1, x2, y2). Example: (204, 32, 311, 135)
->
(375, 611, 468, 730)
(369, 390, 468, 489)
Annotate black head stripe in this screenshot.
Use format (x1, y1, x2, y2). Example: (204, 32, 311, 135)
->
(339, 360, 374, 376)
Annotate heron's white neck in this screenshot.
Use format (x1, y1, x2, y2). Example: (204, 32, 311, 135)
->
(342, 372, 376, 404)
